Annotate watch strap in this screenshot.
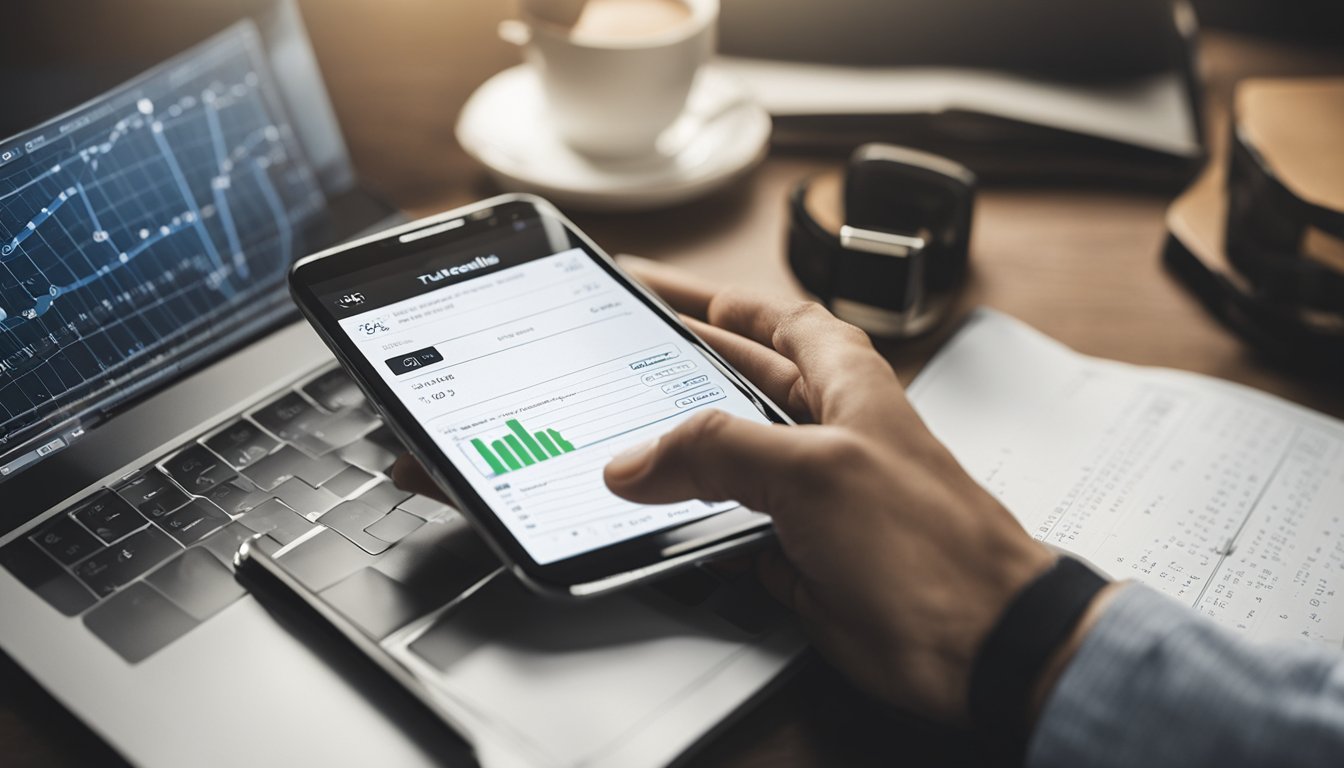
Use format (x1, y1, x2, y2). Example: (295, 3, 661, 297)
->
(967, 555, 1108, 759)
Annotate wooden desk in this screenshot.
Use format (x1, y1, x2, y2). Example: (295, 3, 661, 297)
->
(4, 2, 1343, 766)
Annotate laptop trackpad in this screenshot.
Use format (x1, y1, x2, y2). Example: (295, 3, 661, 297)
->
(406, 575, 757, 764)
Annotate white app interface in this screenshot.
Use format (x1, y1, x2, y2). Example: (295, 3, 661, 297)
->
(337, 248, 770, 564)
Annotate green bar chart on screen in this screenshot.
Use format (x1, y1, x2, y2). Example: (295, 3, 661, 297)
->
(471, 419, 575, 476)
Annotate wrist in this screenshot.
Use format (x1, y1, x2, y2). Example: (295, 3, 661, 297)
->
(1028, 581, 1124, 722)
(966, 554, 1110, 757)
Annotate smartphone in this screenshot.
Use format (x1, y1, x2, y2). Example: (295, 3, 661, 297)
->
(289, 194, 792, 597)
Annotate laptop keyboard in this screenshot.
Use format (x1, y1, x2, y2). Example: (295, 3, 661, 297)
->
(0, 366, 459, 663)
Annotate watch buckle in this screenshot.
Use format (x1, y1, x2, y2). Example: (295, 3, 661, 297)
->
(838, 225, 925, 258)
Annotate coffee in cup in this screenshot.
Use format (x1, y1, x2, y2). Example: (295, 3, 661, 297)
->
(568, 0, 693, 41)
(500, 0, 718, 160)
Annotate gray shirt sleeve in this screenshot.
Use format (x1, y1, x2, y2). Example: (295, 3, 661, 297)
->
(1028, 584, 1344, 767)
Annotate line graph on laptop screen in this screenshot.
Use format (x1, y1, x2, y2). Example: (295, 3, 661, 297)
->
(0, 20, 325, 472)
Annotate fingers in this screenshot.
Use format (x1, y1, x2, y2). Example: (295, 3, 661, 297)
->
(390, 453, 451, 503)
(604, 409, 799, 513)
(708, 290, 872, 368)
(683, 317, 811, 421)
(707, 291, 897, 422)
(619, 256, 899, 424)
(615, 257, 806, 414)
(616, 254, 715, 319)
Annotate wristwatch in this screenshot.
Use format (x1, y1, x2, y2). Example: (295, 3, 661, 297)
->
(787, 144, 976, 337)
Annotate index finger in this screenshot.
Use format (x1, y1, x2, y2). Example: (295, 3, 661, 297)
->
(707, 290, 898, 422)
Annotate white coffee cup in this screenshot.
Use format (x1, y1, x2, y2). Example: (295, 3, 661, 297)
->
(499, 0, 718, 160)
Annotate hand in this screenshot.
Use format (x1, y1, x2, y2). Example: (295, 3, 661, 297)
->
(391, 255, 1113, 725)
(600, 257, 1062, 724)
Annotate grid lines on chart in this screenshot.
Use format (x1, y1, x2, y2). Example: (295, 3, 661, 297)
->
(0, 25, 324, 451)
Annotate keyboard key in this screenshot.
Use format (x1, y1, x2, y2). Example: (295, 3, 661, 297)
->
(306, 408, 379, 450)
(115, 470, 189, 520)
(318, 500, 393, 555)
(204, 419, 278, 469)
(32, 515, 104, 565)
(199, 522, 265, 570)
(337, 439, 397, 475)
(161, 444, 235, 494)
(83, 582, 198, 664)
(251, 391, 322, 433)
(322, 465, 376, 499)
(240, 445, 305, 491)
(1, 539, 97, 616)
(397, 494, 456, 522)
(364, 425, 404, 454)
(146, 548, 245, 623)
(72, 527, 181, 598)
(243, 445, 344, 491)
(291, 452, 347, 488)
(302, 368, 366, 411)
(251, 392, 333, 455)
(160, 498, 230, 546)
(365, 509, 423, 545)
(206, 477, 270, 516)
(72, 491, 146, 544)
(357, 482, 413, 514)
(238, 499, 314, 546)
(271, 477, 342, 520)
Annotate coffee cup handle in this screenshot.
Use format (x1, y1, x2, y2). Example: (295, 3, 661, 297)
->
(498, 19, 532, 46)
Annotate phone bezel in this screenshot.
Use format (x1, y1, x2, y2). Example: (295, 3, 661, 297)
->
(289, 194, 790, 597)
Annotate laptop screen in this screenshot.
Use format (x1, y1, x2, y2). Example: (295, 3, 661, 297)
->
(0, 19, 327, 478)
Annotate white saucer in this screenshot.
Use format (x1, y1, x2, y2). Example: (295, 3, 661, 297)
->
(456, 65, 772, 212)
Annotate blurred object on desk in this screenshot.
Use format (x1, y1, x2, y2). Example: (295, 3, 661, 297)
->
(787, 144, 975, 338)
(1164, 78, 1344, 378)
(720, 0, 1181, 76)
(717, 0, 1204, 185)
(1190, 0, 1344, 44)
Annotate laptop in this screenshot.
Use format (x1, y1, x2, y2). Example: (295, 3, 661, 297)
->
(0, 2, 805, 766)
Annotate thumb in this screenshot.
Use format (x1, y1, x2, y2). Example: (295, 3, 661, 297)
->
(603, 409, 793, 513)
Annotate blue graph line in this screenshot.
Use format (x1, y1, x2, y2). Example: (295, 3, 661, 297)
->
(56, 221, 191, 293)
(0, 119, 134, 207)
(74, 181, 104, 236)
(203, 93, 249, 279)
(148, 116, 233, 296)
(0, 162, 64, 204)
(250, 157, 291, 270)
(2, 186, 77, 258)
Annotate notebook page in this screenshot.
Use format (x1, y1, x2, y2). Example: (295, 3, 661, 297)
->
(908, 310, 1344, 646)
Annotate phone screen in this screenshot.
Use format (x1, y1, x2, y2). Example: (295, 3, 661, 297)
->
(315, 225, 774, 566)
